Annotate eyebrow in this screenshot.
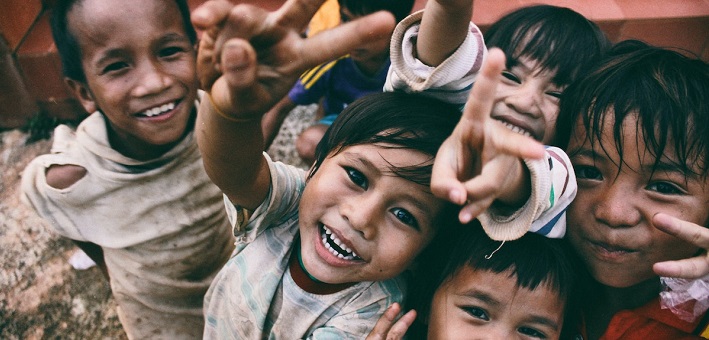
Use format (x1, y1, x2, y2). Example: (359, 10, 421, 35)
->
(571, 147, 697, 178)
(342, 151, 379, 174)
(527, 315, 560, 331)
(158, 32, 191, 45)
(93, 32, 190, 67)
(459, 289, 501, 307)
(94, 48, 127, 69)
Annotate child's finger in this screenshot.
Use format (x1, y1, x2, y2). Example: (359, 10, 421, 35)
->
(653, 213, 709, 249)
(431, 139, 470, 205)
(300, 11, 396, 68)
(490, 122, 546, 160)
(210, 39, 264, 118)
(385, 309, 416, 340)
(191, 0, 235, 30)
(220, 39, 257, 89)
(458, 166, 507, 223)
(462, 48, 505, 126)
(459, 196, 495, 224)
(366, 303, 415, 340)
(652, 213, 709, 279)
(654, 257, 709, 280)
(276, 0, 328, 31)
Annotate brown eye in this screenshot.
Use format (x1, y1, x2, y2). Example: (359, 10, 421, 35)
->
(546, 91, 562, 99)
(501, 70, 521, 84)
(102, 61, 129, 74)
(391, 208, 419, 230)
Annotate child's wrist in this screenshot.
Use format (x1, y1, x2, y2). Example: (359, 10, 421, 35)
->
(206, 92, 261, 123)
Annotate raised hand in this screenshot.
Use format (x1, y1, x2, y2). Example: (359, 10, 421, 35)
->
(653, 213, 709, 279)
(191, 0, 396, 120)
(366, 303, 416, 340)
(431, 49, 545, 223)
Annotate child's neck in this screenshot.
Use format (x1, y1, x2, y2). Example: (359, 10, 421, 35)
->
(584, 278, 661, 339)
(289, 242, 355, 295)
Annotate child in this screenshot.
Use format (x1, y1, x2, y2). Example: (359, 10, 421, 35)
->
(190, 0, 548, 337)
(366, 46, 583, 340)
(260, 0, 415, 164)
(389, 219, 581, 340)
(373, 39, 709, 340)
(554, 40, 709, 339)
(20, 0, 234, 338)
(385, 1, 610, 238)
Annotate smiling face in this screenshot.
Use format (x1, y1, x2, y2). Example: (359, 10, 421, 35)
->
(66, 0, 198, 160)
(491, 56, 563, 144)
(297, 143, 444, 284)
(566, 112, 709, 288)
(427, 267, 564, 340)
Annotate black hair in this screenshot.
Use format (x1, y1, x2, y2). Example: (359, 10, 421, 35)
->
(407, 221, 582, 339)
(485, 5, 610, 87)
(555, 40, 709, 180)
(338, 0, 415, 23)
(50, 0, 197, 82)
(311, 91, 461, 188)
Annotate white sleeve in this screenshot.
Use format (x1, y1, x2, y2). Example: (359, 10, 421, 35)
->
(384, 10, 486, 108)
(478, 147, 577, 240)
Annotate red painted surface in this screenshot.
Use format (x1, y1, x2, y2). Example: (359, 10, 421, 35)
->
(0, 0, 707, 127)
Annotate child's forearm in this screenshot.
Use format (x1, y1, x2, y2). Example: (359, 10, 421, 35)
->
(417, 0, 473, 66)
(493, 157, 531, 209)
(480, 147, 577, 240)
(196, 96, 271, 210)
(384, 9, 484, 106)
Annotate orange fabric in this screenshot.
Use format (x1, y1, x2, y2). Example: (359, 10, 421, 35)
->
(307, 0, 340, 37)
(599, 299, 708, 339)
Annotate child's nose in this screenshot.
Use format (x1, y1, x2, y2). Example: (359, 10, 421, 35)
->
(506, 83, 543, 117)
(593, 184, 642, 229)
(134, 62, 172, 97)
(340, 194, 382, 240)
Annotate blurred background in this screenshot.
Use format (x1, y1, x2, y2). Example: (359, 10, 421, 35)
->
(1, 0, 707, 129)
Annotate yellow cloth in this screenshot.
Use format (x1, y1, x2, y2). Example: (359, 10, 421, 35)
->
(308, 0, 340, 36)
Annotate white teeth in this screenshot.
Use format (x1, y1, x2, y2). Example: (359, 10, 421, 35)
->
(321, 226, 359, 260)
(500, 121, 532, 138)
(142, 102, 175, 117)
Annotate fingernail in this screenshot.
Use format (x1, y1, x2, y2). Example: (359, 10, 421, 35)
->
(460, 211, 471, 223)
(450, 189, 464, 204)
(224, 42, 248, 68)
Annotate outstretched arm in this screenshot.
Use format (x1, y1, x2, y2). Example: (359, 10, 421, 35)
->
(417, 0, 473, 66)
(192, 0, 395, 210)
(431, 49, 545, 224)
(653, 213, 709, 279)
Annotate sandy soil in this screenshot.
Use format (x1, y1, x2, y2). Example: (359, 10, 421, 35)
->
(0, 105, 314, 338)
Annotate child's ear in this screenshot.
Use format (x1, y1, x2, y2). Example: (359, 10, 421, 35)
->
(65, 78, 97, 114)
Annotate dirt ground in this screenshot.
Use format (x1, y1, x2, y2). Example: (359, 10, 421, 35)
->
(0, 105, 314, 338)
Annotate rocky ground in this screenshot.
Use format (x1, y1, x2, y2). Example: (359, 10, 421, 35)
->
(0, 105, 315, 339)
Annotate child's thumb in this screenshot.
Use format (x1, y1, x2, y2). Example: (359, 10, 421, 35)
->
(220, 38, 257, 89)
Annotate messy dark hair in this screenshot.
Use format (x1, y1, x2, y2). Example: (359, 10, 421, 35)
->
(407, 220, 582, 339)
(312, 91, 460, 189)
(555, 40, 709, 180)
(50, 0, 197, 82)
(485, 5, 610, 87)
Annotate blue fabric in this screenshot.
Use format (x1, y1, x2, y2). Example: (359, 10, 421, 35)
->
(288, 56, 390, 117)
